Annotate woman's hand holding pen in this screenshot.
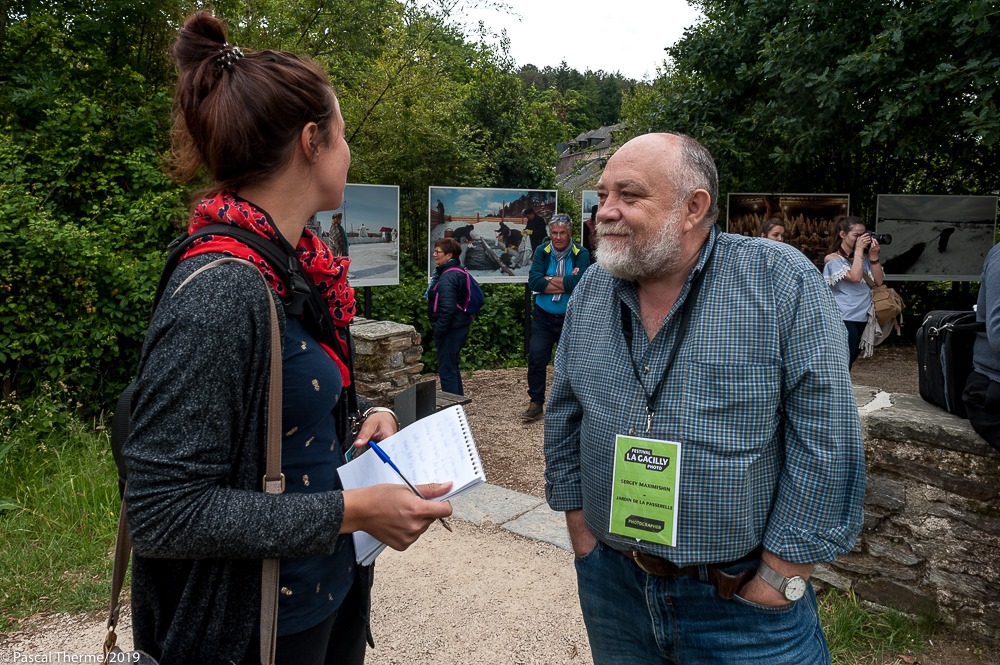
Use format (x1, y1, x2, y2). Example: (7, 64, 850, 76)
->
(341, 482, 454, 551)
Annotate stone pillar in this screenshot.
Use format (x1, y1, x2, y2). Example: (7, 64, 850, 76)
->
(351, 317, 424, 405)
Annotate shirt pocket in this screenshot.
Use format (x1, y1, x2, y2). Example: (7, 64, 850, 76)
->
(679, 361, 781, 456)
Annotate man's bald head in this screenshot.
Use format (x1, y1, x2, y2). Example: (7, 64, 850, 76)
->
(609, 133, 719, 227)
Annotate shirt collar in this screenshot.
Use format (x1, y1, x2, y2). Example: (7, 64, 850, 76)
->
(690, 225, 719, 284)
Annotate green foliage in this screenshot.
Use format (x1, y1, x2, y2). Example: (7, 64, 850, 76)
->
(458, 282, 529, 370)
(0, 386, 120, 630)
(518, 62, 635, 135)
(459, 31, 559, 190)
(0, 177, 169, 405)
(622, 0, 1000, 212)
(818, 588, 934, 664)
(0, 2, 187, 407)
(1, 0, 606, 413)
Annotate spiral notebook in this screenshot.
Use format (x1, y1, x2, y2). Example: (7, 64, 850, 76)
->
(337, 404, 486, 565)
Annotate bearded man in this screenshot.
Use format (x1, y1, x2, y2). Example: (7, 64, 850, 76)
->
(543, 133, 865, 664)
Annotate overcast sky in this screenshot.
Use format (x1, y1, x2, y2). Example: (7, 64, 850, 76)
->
(453, 0, 703, 80)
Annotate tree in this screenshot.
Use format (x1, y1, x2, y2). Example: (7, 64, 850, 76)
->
(621, 0, 1000, 217)
(0, 2, 186, 401)
(516, 62, 634, 136)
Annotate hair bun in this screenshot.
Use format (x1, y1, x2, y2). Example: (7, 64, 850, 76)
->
(173, 11, 230, 71)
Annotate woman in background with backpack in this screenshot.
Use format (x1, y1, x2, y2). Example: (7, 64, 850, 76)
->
(122, 12, 452, 664)
(429, 238, 473, 395)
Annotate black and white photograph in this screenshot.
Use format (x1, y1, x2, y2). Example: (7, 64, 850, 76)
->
(875, 194, 998, 281)
(311, 183, 400, 287)
(726, 193, 850, 268)
(428, 186, 559, 283)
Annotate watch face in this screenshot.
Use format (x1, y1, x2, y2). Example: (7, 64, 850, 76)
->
(784, 576, 807, 601)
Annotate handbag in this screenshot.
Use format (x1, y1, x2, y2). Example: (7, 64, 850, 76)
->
(863, 272, 904, 333)
(104, 258, 284, 665)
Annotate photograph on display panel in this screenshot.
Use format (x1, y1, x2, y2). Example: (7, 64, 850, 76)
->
(312, 183, 400, 287)
(874, 194, 998, 281)
(581, 189, 598, 255)
(428, 186, 559, 284)
(726, 193, 850, 269)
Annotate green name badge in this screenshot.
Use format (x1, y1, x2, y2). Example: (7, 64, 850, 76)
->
(608, 434, 681, 546)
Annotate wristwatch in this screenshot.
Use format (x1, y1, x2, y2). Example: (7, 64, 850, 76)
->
(756, 561, 807, 601)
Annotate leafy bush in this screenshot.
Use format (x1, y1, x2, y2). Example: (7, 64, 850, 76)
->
(0, 86, 185, 410)
(0, 180, 172, 409)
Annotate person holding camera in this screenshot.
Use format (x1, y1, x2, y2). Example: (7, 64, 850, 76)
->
(823, 215, 885, 368)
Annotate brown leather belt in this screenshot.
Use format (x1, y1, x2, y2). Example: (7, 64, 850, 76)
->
(610, 545, 760, 600)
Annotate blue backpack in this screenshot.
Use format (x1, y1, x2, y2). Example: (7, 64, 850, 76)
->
(432, 267, 485, 316)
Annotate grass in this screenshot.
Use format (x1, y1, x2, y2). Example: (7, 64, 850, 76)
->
(819, 587, 935, 664)
(0, 386, 121, 632)
(0, 390, 941, 663)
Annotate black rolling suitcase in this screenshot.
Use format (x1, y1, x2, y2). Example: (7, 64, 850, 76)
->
(916, 310, 985, 417)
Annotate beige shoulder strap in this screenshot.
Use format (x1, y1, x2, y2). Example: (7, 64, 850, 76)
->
(105, 257, 283, 665)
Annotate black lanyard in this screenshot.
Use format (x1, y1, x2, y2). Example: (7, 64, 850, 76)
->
(619, 251, 713, 433)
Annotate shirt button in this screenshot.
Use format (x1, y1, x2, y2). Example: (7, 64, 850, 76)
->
(643, 365, 651, 374)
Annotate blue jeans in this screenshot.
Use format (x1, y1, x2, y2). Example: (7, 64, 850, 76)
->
(528, 305, 565, 405)
(844, 320, 866, 368)
(575, 542, 829, 665)
(435, 325, 470, 395)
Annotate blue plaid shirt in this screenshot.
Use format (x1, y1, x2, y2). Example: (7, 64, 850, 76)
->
(544, 229, 865, 566)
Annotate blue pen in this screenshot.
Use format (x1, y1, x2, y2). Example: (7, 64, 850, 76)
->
(368, 440, 453, 532)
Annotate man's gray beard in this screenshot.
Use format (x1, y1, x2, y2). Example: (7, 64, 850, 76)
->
(596, 211, 682, 281)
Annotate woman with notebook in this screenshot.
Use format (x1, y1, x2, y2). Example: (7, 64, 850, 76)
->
(121, 11, 452, 664)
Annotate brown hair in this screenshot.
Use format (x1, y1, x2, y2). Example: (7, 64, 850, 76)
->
(434, 238, 462, 260)
(828, 215, 866, 253)
(168, 11, 338, 189)
(758, 217, 784, 237)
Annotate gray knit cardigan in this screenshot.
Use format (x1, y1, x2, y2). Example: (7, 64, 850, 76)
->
(124, 254, 364, 663)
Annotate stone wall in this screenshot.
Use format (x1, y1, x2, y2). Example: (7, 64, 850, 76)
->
(351, 317, 424, 405)
(814, 388, 1000, 639)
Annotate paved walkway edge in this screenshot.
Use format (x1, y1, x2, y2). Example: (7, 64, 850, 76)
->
(450, 483, 572, 552)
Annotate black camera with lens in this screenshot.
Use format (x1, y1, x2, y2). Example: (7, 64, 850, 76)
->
(864, 231, 892, 245)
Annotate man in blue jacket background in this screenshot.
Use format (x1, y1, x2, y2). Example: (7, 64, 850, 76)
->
(523, 214, 591, 421)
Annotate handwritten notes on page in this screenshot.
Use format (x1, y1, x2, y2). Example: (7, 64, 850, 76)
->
(337, 405, 485, 564)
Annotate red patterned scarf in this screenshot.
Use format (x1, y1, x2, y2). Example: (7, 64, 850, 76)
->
(181, 191, 355, 386)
